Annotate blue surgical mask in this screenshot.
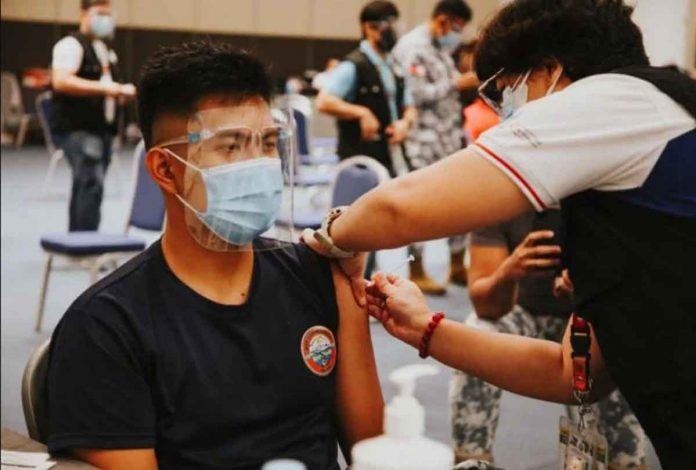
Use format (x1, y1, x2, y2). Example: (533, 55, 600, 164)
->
(437, 31, 461, 50)
(499, 70, 531, 120)
(90, 14, 115, 39)
(166, 150, 284, 246)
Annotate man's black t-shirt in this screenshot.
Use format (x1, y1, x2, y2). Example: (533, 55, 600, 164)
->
(46, 239, 342, 470)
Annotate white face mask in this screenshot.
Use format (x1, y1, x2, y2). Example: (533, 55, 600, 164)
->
(499, 66, 564, 120)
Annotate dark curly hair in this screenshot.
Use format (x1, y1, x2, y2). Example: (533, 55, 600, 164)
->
(474, 0, 649, 82)
(137, 41, 273, 149)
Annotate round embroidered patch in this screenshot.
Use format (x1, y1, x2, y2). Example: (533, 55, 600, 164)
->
(301, 326, 337, 376)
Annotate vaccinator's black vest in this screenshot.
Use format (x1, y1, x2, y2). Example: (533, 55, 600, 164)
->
(51, 32, 119, 135)
(560, 66, 696, 469)
(336, 49, 405, 174)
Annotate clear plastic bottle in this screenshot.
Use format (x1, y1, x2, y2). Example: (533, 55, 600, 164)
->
(261, 459, 306, 470)
(351, 364, 454, 470)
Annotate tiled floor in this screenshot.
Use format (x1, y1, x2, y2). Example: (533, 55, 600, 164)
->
(1, 146, 660, 469)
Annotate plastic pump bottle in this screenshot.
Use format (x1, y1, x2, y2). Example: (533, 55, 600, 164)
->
(351, 364, 454, 470)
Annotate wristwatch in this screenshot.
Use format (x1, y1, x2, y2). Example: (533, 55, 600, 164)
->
(314, 206, 355, 258)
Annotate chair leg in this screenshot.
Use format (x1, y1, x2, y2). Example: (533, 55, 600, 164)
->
(110, 151, 124, 195)
(35, 254, 53, 333)
(42, 150, 62, 196)
(15, 114, 30, 148)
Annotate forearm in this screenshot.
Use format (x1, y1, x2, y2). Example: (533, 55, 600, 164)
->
(423, 320, 575, 403)
(316, 92, 367, 120)
(52, 72, 110, 97)
(401, 106, 417, 127)
(469, 268, 518, 319)
(408, 75, 454, 105)
(330, 149, 532, 251)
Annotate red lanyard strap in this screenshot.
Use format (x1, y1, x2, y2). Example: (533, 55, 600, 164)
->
(570, 313, 591, 393)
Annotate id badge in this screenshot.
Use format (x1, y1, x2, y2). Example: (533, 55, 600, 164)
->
(558, 416, 599, 470)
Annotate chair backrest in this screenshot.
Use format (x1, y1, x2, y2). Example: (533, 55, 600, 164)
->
(292, 108, 310, 156)
(1, 71, 24, 119)
(126, 140, 166, 232)
(35, 91, 59, 154)
(331, 156, 391, 207)
(21, 339, 51, 443)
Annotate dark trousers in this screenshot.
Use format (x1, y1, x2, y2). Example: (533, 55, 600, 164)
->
(61, 131, 112, 231)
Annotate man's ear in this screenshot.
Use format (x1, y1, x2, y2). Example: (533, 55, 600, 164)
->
(146, 148, 177, 195)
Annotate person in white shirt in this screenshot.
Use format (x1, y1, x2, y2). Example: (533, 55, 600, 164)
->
(51, 0, 135, 230)
(303, 1, 696, 468)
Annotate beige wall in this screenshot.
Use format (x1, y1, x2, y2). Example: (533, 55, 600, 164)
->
(0, 0, 502, 38)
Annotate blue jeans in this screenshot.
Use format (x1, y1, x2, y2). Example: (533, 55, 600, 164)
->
(61, 131, 112, 231)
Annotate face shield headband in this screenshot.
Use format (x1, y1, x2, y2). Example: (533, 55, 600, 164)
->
(153, 105, 297, 252)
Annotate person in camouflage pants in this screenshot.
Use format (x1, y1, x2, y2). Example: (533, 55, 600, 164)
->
(391, 0, 477, 295)
(450, 210, 647, 469)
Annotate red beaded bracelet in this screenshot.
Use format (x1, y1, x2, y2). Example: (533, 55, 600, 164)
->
(418, 312, 446, 358)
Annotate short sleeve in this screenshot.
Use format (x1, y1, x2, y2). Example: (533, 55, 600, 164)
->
(469, 223, 508, 248)
(47, 299, 155, 452)
(323, 61, 358, 101)
(472, 74, 695, 210)
(402, 79, 414, 107)
(52, 36, 83, 73)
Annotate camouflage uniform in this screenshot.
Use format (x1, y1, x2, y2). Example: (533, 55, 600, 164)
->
(393, 24, 466, 256)
(449, 306, 648, 468)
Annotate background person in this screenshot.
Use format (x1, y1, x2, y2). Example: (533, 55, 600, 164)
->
(392, 0, 476, 294)
(46, 41, 383, 470)
(50, 0, 136, 231)
(316, 0, 416, 176)
(303, 1, 696, 467)
(312, 58, 340, 91)
(451, 209, 647, 467)
(316, 0, 417, 280)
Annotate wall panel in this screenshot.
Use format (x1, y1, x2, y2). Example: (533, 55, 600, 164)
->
(196, 0, 256, 35)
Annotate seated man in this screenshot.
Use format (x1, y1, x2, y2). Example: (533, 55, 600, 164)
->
(46, 41, 383, 470)
(450, 209, 646, 466)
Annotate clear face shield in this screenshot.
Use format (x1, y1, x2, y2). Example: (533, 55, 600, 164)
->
(159, 101, 296, 252)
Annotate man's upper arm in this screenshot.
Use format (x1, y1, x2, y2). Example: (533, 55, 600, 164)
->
(52, 36, 83, 73)
(73, 448, 157, 470)
(47, 300, 156, 454)
(331, 263, 383, 453)
(323, 61, 358, 100)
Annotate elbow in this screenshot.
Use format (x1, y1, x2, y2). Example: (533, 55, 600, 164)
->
(52, 77, 68, 93)
(469, 290, 508, 320)
(316, 94, 331, 113)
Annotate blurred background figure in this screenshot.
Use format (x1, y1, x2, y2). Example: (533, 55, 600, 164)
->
(51, 0, 135, 231)
(392, 0, 476, 295)
(316, 0, 417, 279)
(316, 0, 416, 176)
(452, 40, 500, 142)
(312, 57, 340, 91)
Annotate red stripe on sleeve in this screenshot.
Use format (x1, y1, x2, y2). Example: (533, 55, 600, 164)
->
(473, 143, 546, 209)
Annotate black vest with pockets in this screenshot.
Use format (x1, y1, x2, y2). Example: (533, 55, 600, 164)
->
(51, 32, 118, 135)
(336, 49, 404, 174)
(560, 66, 696, 469)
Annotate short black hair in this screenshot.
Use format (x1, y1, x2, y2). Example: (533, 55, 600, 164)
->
(432, 0, 472, 22)
(137, 41, 273, 149)
(360, 1, 399, 23)
(474, 0, 649, 82)
(81, 0, 109, 10)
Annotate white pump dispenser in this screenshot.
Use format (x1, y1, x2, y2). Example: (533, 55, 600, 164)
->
(351, 364, 454, 470)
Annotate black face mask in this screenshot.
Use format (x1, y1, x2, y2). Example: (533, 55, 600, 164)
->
(378, 28, 397, 52)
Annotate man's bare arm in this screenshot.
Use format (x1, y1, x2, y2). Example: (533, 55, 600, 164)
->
(332, 263, 383, 461)
(316, 90, 371, 121)
(467, 244, 518, 319)
(52, 68, 133, 97)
